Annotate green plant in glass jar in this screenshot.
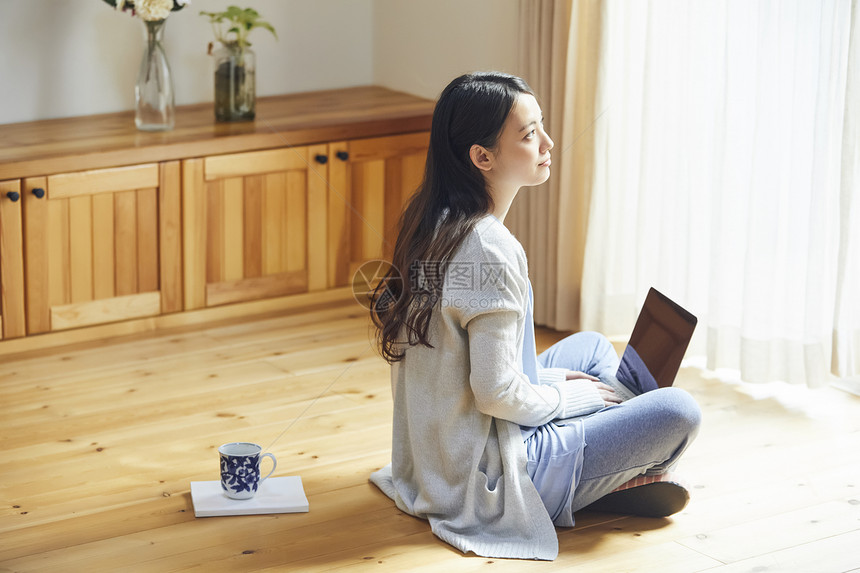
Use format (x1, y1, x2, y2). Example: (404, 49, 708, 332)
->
(200, 6, 277, 122)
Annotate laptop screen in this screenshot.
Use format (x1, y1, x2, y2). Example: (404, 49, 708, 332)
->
(622, 288, 697, 389)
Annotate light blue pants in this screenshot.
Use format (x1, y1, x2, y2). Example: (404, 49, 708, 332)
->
(537, 332, 702, 513)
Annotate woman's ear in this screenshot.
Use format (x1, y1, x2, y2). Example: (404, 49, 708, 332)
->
(469, 144, 494, 172)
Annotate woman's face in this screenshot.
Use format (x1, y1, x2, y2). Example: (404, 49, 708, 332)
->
(485, 93, 554, 191)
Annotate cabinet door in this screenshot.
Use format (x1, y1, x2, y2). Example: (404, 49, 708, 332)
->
(0, 180, 26, 339)
(327, 132, 429, 287)
(22, 162, 182, 334)
(183, 145, 326, 309)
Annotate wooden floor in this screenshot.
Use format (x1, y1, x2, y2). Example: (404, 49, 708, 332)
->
(2, 303, 859, 572)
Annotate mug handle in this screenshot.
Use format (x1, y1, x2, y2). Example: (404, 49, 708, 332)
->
(259, 452, 277, 483)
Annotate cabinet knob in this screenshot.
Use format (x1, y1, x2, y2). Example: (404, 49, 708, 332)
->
(314, 154, 328, 165)
(336, 151, 349, 161)
(32, 188, 46, 199)
(6, 191, 20, 202)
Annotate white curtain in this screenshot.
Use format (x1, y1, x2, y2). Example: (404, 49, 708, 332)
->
(580, 0, 860, 387)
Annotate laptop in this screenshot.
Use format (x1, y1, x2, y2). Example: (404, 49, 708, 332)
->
(602, 288, 698, 402)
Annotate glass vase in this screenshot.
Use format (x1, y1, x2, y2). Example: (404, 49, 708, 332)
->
(213, 44, 256, 122)
(136, 19, 175, 131)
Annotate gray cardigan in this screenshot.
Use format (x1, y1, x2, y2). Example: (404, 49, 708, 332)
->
(370, 215, 604, 560)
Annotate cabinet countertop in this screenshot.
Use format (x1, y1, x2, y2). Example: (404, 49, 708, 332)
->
(0, 86, 435, 180)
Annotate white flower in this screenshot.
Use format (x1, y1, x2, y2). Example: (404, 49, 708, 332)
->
(134, 0, 174, 21)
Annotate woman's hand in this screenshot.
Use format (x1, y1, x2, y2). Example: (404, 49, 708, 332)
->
(564, 371, 622, 407)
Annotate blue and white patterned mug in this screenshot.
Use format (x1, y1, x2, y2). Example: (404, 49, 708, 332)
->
(218, 442, 277, 500)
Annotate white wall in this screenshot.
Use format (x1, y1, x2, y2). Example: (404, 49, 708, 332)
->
(372, 0, 520, 100)
(0, 0, 520, 125)
(0, 0, 374, 124)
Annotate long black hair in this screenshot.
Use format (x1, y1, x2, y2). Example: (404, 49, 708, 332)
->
(370, 72, 534, 363)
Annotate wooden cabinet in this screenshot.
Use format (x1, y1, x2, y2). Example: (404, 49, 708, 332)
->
(181, 131, 429, 310)
(4, 163, 183, 336)
(182, 145, 323, 310)
(0, 180, 26, 339)
(333, 132, 429, 285)
(0, 87, 433, 352)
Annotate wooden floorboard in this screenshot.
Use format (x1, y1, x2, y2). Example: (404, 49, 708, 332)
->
(2, 304, 859, 572)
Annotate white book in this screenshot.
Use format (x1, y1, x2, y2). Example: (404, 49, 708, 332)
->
(190, 476, 309, 517)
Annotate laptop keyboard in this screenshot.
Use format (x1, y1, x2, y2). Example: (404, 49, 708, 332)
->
(601, 373, 637, 402)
